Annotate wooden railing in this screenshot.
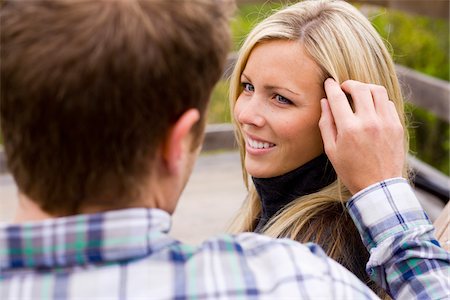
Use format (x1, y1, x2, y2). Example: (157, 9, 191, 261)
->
(396, 65, 449, 122)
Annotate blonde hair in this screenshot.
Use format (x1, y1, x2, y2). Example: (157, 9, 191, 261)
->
(229, 0, 407, 296)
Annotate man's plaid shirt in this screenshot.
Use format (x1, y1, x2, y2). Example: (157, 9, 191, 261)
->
(1, 178, 449, 299)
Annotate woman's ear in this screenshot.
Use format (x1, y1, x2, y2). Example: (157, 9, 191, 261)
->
(162, 108, 200, 175)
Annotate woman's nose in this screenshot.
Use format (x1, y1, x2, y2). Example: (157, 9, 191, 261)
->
(235, 95, 265, 127)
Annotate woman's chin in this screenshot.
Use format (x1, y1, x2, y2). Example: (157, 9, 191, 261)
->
(245, 165, 274, 179)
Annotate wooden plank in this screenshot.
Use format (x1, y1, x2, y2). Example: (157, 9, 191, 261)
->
(397, 65, 450, 122)
(434, 202, 450, 251)
(0, 146, 7, 174)
(202, 123, 238, 152)
(409, 154, 450, 202)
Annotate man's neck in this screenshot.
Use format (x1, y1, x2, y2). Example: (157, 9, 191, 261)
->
(14, 193, 54, 223)
(13, 177, 178, 223)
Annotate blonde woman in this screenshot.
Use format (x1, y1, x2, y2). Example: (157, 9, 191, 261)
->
(229, 0, 408, 296)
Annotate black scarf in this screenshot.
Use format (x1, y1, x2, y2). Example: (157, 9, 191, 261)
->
(252, 153, 336, 233)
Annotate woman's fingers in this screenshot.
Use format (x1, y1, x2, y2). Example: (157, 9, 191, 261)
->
(368, 83, 391, 115)
(319, 98, 337, 156)
(323, 78, 354, 128)
(321, 79, 405, 194)
(341, 80, 375, 116)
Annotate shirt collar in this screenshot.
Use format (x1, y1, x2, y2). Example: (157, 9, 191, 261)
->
(0, 208, 175, 270)
(252, 153, 336, 232)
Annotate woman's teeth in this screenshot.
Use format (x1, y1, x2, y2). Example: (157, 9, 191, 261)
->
(248, 138, 275, 149)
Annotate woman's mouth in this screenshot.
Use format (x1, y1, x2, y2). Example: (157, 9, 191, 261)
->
(246, 136, 276, 150)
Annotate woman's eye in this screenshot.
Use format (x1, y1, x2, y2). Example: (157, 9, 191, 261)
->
(241, 82, 255, 93)
(275, 94, 293, 105)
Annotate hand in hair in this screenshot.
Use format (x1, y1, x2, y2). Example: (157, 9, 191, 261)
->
(319, 78, 405, 194)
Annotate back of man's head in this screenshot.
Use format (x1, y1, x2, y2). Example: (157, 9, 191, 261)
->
(0, 0, 232, 216)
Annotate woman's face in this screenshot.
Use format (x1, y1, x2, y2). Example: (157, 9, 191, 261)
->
(234, 40, 325, 178)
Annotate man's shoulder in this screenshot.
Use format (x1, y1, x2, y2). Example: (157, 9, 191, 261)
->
(189, 232, 331, 270)
(170, 233, 374, 298)
(199, 231, 308, 252)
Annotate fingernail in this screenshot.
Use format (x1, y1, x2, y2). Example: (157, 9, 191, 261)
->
(325, 78, 335, 85)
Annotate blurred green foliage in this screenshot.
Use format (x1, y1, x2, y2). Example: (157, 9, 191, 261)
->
(369, 8, 449, 175)
(208, 81, 231, 124)
(230, 2, 286, 51)
(208, 2, 449, 175)
(407, 104, 450, 175)
(369, 8, 449, 81)
(207, 2, 282, 124)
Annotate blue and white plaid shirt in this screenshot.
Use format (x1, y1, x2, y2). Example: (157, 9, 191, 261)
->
(1, 178, 449, 299)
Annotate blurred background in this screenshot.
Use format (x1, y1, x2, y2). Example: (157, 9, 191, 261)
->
(1, 0, 449, 244)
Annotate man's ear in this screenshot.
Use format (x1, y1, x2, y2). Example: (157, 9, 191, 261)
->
(162, 108, 200, 174)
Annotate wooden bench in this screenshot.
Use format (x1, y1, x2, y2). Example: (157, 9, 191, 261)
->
(434, 202, 450, 251)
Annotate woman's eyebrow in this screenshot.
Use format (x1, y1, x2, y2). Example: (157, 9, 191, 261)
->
(241, 73, 251, 81)
(264, 84, 301, 96)
(241, 72, 301, 96)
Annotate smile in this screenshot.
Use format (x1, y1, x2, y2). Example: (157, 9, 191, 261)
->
(246, 136, 276, 150)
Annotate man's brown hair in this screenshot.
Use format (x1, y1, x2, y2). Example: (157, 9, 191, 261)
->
(1, 0, 232, 215)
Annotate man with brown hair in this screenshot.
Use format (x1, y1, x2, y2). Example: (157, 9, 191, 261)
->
(0, 0, 448, 299)
(1, 0, 229, 217)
